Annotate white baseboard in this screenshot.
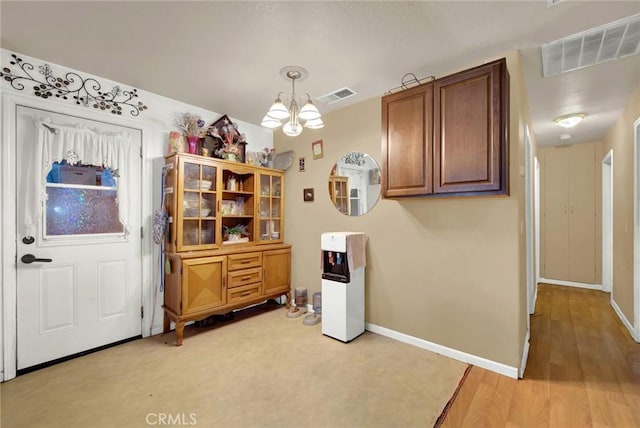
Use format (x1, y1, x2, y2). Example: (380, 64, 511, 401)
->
(519, 330, 530, 379)
(365, 322, 519, 379)
(539, 278, 603, 291)
(610, 297, 638, 341)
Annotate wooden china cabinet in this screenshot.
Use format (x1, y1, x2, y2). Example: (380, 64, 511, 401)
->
(162, 153, 291, 345)
(328, 175, 349, 215)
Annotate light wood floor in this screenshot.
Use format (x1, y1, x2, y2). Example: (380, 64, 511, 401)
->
(441, 283, 640, 427)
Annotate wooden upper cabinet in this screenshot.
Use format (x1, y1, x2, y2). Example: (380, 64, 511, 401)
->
(433, 58, 508, 195)
(381, 83, 433, 197)
(381, 58, 508, 198)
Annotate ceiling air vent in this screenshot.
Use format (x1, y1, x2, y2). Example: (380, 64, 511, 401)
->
(317, 87, 356, 104)
(541, 13, 640, 76)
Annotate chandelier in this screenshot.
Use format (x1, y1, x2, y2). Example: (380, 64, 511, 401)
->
(261, 66, 324, 136)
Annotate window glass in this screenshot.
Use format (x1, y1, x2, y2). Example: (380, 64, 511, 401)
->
(44, 163, 124, 237)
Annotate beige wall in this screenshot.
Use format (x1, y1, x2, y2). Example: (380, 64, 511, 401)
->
(603, 85, 640, 325)
(275, 51, 529, 369)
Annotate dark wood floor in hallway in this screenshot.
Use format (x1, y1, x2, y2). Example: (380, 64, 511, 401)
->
(441, 283, 640, 427)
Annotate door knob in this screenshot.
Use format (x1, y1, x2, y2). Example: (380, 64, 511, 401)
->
(21, 254, 53, 264)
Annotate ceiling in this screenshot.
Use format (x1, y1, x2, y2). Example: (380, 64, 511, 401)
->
(1, 1, 639, 147)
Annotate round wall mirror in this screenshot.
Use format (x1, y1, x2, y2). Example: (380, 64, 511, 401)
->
(328, 152, 381, 216)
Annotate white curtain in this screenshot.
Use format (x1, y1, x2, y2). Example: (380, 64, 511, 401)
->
(24, 117, 134, 238)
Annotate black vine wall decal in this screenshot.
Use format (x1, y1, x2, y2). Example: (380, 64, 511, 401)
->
(1, 53, 149, 116)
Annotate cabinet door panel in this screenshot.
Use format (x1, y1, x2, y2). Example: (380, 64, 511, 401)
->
(182, 256, 226, 315)
(434, 59, 507, 194)
(569, 144, 596, 283)
(381, 84, 433, 197)
(257, 172, 284, 243)
(173, 156, 220, 251)
(543, 148, 570, 280)
(263, 249, 291, 295)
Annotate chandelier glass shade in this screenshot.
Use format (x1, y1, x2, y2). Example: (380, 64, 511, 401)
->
(262, 66, 324, 136)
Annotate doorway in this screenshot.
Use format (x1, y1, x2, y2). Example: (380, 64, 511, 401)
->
(534, 157, 541, 307)
(14, 106, 143, 371)
(634, 117, 640, 341)
(602, 150, 613, 293)
(525, 126, 536, 316)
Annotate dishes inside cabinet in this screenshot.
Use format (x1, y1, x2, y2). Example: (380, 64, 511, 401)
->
(199, 180, 212, 191)
(183, 194, 211, 217)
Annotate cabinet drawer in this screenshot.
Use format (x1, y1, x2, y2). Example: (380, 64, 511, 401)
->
(228, 267, 262, 288)
(227, 282, 262, 305)
(227, 252, 262, 271)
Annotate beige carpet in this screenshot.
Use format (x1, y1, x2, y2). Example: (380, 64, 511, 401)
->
(1, 304, 468, 428)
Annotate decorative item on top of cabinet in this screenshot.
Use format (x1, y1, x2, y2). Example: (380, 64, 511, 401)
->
(381, 57, 509, 198)
(162, 153, 291, 346)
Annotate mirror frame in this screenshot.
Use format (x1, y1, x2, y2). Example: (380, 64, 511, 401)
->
(328, 152, 381, 216)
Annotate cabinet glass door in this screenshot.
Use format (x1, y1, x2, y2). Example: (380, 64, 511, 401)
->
(329, 177, 349, 215)
(177, 158, 218, 251)
(258, 173, 283, 243)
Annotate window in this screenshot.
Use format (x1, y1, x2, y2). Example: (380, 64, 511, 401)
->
(44, 162, 124, 237)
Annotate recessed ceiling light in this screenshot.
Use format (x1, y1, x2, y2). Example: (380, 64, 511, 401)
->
(560, 134, 572, 141)
(554, 113, 585, 128)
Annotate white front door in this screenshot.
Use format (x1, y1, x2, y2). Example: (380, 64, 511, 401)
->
(15, 106, 142, 370)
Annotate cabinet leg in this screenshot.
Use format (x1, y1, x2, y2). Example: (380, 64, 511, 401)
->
(285, 290, 291, 309)
(163, 311, 170, 334)
(175, 322, 185, 346)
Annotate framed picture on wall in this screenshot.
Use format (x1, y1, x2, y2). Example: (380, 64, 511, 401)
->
(303, 188, 314, 202)
(312, 140, 323, 159)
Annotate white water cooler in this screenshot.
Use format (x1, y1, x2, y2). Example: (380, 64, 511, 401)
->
(321, 232, 367, 342)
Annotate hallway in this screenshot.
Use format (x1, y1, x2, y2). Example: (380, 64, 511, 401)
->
(441, 283, 640, 427)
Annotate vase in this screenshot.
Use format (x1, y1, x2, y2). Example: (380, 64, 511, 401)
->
(187, 135, 199, 154)
(225, 153, 238, 162)
(228, 233, 240, 241)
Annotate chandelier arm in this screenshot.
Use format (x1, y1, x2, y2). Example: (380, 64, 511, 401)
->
(263, 66, 318, 136)
(289, 76, 299, 126)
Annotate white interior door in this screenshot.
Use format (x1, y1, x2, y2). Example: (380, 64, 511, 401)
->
(602, 151, 613, 293)
(534, 158, 541, 287)
(16, 106, 142, 370)
(634, 117, 640, 341)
